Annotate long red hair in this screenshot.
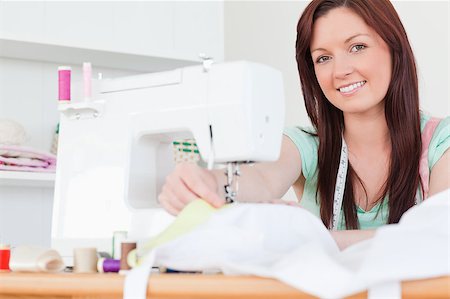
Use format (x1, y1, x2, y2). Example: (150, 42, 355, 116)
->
(295, 0, 421, 229)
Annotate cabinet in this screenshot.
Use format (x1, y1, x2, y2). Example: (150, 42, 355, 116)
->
(0, 2, 224, 71)
(0, 1, 224, 248)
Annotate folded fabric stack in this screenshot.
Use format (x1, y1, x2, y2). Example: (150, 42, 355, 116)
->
(0, 145, 56, 173)
(0, 119, 56, 173)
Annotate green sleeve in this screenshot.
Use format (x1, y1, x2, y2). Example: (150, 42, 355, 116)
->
(283, 126, 319, 180)
(429, 116, 450, 169)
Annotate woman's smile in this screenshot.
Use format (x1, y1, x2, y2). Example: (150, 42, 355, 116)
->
(337, 80, 367, 96)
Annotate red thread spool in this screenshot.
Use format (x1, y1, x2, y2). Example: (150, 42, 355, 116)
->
(0, 245, 11, 272)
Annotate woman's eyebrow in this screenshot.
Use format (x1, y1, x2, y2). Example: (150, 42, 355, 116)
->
(344, 33, 371, 44)
(311, 33, 371, 54)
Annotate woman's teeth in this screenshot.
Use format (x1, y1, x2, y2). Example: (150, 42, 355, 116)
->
(339, 81, 366, 93)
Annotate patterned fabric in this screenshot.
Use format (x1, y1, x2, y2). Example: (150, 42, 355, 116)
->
(172, 139, 200, 164)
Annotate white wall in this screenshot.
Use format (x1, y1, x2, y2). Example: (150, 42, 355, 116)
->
(224, 1, 449, 127)
(393, 1, 449, 117)
(225, 1, 307, 126)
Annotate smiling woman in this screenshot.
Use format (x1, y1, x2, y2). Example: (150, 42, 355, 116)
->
(292, 0, 440, 232)
(310, 8, 392, 115)
(158, 0, 450, 250)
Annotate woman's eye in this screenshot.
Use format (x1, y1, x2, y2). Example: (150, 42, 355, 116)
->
(351, 44, 366, 52)
(316, 56, 331, 64)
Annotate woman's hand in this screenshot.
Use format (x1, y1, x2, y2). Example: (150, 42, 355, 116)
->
(158, 162, 225, 215)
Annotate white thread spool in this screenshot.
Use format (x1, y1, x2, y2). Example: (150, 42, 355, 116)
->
(73, 248, 98, 273)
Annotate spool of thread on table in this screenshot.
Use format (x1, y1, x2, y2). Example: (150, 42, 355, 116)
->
(120, 242, 136, 271)
(0, 245, 10, 272)
(73, 247, 98, 273)
(112, 231, 127, 260)
(97, 258, 120, 273)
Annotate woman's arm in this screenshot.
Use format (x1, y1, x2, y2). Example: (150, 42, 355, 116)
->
(331, 230, 376, 250)
(213, 135, 303, 202)
(159, 136, 303, 215)
(428, 149, 450, 197)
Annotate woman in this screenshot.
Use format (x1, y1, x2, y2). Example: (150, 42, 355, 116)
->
(158, 0, 450, 250)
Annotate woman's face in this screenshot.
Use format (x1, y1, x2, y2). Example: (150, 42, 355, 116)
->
(310, 7, 392, 116)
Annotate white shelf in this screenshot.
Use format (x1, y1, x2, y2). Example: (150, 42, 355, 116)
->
(0, 38, 198, 72)
(0, 171, 55, 188)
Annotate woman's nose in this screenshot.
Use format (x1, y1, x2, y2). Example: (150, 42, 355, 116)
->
(333, 55, 354, 79)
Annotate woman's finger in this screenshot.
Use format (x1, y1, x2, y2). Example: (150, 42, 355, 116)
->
(160, 183, 186, 212)
(167, 174, 200, 205)
(158, 193, 181, 216)
(179, 167, 224, 208)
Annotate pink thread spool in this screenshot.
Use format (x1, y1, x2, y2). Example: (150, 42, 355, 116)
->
(58, 66, 71, 101)
(83, 62, 92, 101)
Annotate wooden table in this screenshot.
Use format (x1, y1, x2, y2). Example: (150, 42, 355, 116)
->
(0, 272, 449, 299)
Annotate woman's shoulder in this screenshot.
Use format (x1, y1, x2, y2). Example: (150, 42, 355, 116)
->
(283, 125, 319, 180)
(284, 125, 317, 138)
(420, 111, 450, 132)
(283, 125, 319, 150)
(420, 111, 450, 169)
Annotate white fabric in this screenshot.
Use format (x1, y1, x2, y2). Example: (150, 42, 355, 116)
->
(368, 281, 401, 299)
(124, 251, 155, 298)
(0, 119, 26, 145)
(124, 189, 450, 299)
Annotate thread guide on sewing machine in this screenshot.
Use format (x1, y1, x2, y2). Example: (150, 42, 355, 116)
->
(58, 101, 105, 120)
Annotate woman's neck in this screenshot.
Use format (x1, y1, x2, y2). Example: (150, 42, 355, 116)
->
(343, 110, 390, 153)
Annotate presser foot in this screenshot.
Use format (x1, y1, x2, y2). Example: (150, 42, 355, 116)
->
(224, 162, 240, 204)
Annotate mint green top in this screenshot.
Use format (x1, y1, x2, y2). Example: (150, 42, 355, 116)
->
(284, 113, 450, 230)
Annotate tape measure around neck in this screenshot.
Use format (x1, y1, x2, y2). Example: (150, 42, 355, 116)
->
(332, 137, 421, 231)
(332, 138, 348, 231)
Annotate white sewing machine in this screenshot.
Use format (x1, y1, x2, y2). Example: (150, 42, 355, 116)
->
(51, 60, 285, 264)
